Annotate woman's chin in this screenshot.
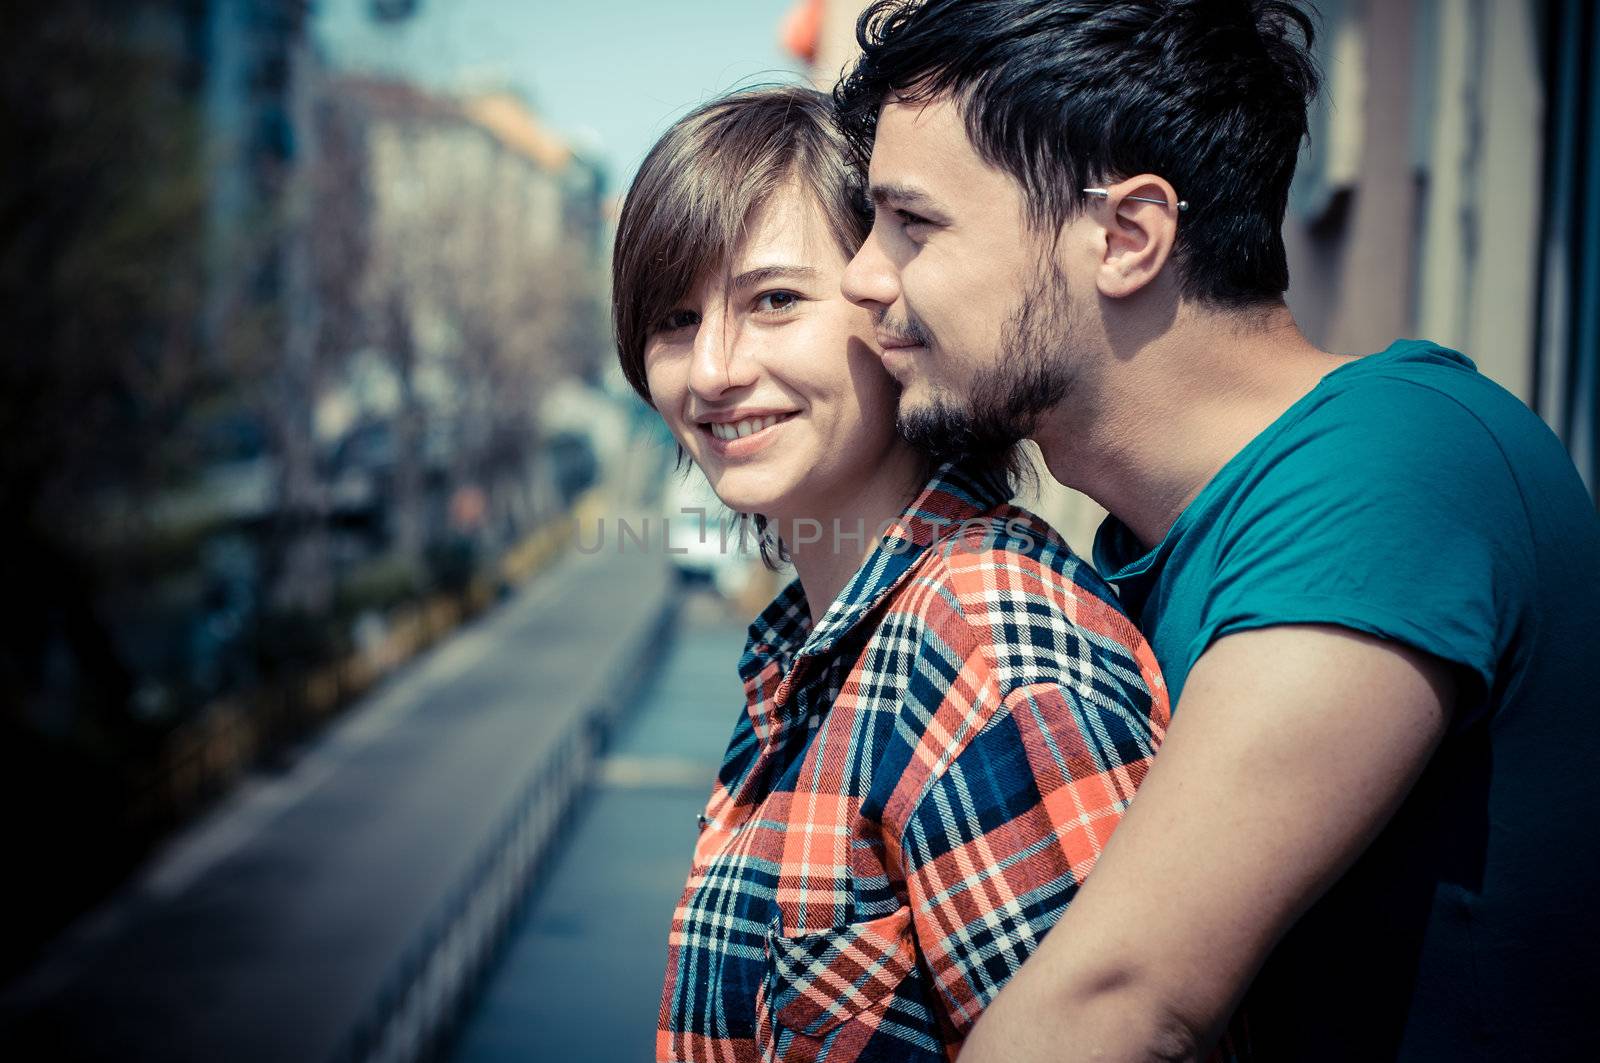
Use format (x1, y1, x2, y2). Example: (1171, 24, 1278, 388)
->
(707, 473, 795, 518)
(716, 492, 784, 519)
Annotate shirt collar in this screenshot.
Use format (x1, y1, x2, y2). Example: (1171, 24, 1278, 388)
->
(739, 458, 1015, 682)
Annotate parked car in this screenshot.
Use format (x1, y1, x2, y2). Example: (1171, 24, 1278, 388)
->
(662, 469, 757, 598)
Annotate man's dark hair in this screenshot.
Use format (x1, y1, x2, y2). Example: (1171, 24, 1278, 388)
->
(834, 0, 1321, 308)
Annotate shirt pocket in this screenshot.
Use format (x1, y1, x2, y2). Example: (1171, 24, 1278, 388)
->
(757, 906, 917, 1051)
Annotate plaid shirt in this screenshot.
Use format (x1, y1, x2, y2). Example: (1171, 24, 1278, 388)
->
(657, 461, 1171, 1063)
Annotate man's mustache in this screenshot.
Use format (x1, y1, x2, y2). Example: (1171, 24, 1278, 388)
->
(874, 312, 933, 348)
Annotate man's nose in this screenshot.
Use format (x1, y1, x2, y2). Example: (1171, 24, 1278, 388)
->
(841, 225, 902, 311)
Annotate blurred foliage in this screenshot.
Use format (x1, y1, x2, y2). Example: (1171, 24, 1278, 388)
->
(0, 0, 292, 978)
(333, 551, 424, 619)
(1, 1, 214, 735)
(1, 2, 235, 514)
(0, 0, 608, 978)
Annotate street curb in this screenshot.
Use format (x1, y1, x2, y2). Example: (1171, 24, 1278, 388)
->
(331, 565, 680, 1063)
(0, 499, 606, 1044)
(130, 490, 596, 871)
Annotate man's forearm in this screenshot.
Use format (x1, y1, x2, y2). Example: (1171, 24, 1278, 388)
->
(959, 942, 1204, 1063)
(957, 626, 1453, 1062)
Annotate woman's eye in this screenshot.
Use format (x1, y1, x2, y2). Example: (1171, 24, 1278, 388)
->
(896, 208, 930, 229)
(660, 309, 699, 332)
(755, 291, 799, 314)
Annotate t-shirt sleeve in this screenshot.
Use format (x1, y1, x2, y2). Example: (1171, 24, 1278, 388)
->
(1191, 378, 1534, 719)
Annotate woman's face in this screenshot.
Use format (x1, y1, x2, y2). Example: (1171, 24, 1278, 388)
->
(644, 188, 913, 522)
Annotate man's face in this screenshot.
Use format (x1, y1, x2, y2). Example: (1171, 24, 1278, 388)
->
(841, 95, 1080, 458)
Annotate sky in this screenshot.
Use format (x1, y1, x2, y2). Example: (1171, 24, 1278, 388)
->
(314, 0, 807, 190)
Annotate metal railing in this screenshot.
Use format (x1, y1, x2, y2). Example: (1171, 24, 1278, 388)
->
(331, 594, 678, 1063)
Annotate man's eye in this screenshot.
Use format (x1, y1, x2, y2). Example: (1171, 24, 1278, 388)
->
(755, 291, 799, 314)
(896, 208, 930, 228)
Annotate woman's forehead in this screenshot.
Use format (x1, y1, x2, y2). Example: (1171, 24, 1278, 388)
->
(727, 192, 839, 278)
(672, 188, 845, 308)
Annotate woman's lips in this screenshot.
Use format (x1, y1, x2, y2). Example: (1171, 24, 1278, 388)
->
(700, 411, 798, 458)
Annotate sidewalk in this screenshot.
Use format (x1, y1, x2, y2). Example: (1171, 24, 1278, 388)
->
(0, 545, 675, 1063)
(450, 590, 748, 1063)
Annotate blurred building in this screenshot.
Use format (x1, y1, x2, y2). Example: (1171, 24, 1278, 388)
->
(1284, 0, 1596, 500)
(199, 0, 314, 352)
(790, 0, 1599, 550)
(322, 76, 608, 564)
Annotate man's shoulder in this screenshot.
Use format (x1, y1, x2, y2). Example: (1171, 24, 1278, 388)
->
(1305, 341, 1548, 461)
(1239, 354, 1533, 518)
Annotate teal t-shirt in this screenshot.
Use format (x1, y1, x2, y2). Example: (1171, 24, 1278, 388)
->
(1094, 339, 1600, 1060)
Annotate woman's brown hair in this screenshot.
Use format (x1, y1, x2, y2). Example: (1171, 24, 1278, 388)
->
(612, 84, 870, 405)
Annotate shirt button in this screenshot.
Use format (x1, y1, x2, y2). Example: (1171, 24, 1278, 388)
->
(696, 813, 708, 829)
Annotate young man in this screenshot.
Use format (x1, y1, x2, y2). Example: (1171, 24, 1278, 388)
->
(834, 1, 1600, 1060)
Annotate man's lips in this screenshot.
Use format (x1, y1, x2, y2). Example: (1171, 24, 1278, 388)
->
(876, 331, 925, 350)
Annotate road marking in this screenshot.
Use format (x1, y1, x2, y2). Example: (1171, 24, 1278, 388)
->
(597, 756, 719, 791)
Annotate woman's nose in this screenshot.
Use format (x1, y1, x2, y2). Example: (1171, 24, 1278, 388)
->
(687, 309, 757, 398)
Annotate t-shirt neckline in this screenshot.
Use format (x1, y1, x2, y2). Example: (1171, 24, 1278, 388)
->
(1093, 338, 1459, 585)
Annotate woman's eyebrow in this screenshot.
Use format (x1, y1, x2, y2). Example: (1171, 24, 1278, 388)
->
(730, 265, 819, 289)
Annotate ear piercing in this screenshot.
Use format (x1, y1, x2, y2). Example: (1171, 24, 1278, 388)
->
(1082, 187, 1190, 212)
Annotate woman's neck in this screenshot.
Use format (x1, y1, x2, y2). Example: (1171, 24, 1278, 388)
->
(773, 447, 929, 628)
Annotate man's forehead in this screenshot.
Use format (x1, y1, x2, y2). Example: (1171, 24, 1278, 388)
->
(868, 95, 1002, 205)
(875, 92, 964, 140)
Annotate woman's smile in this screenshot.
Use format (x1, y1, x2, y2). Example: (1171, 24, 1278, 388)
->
(699, 410, 799, 458)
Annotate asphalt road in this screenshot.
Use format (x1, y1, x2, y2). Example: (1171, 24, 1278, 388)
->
(450, 589, 749, 1063)
(0, 546, 674, 1063)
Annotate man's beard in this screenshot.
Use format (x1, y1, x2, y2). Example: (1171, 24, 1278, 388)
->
(895, 263, 1077, 463)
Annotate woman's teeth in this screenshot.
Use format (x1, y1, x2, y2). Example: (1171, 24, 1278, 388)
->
(710, 414, 784, 441)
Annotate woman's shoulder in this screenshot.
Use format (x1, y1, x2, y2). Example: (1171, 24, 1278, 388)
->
(915, 503, 1123, 612)
(896, 503, 1153, 690)
(857, 503, 1167, 833)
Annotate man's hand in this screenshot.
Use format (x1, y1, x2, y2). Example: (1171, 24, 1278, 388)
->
(956, 624, 1454, 1062)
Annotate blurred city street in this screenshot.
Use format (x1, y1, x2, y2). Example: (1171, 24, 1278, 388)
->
(0, 543, 681, 1062)
(451, 590, 748, 1063)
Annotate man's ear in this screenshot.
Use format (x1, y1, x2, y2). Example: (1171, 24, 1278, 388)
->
(1086, 175, 1182, 300)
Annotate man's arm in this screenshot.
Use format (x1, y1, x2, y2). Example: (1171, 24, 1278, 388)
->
(955, 623, 1454, 1062)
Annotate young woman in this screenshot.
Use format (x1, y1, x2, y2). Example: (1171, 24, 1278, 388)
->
(613, 85, 1171, 1063)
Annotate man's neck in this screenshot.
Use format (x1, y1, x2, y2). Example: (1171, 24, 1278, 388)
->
(1038, 304, 1353, 551)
